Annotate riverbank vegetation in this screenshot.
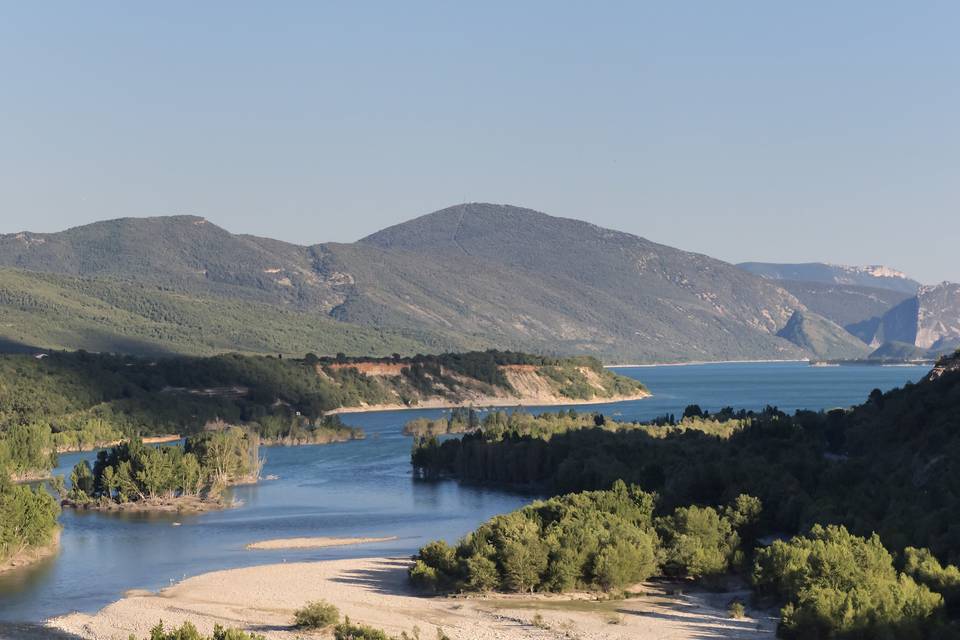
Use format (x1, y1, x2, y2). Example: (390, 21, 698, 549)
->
(412, 484, 960, 638)
(64, 427, 261, 510)
(0, 471, 60, 571)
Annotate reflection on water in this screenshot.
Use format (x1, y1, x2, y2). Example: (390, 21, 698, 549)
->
(0, 362, 924, 625)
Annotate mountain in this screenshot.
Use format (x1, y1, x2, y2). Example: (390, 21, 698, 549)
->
(328, 203, 810, 361)
(0, 203, 874, 362)
(864, 283, 960, 357)
(776, 310, 871, 360)
(738, 262, 921, 294)
(0, 216, 340, 308)
(768, 280, 913, 329)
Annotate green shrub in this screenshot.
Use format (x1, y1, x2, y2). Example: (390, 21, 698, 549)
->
(728, 600, 746, 619)
(411, 482, 756, 595)
(293, 600, 340, 629)
(333, 617, 392, 640)
(140, 621, 266, 640)
(754, 525, 943, 639)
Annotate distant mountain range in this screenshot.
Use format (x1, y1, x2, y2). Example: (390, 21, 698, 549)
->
(737, 262, 921, 294)
(0, 204, 954, 362)
(738, 261, 958, 360)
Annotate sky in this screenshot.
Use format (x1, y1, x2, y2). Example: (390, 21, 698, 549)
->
(0, 2, 957, 284)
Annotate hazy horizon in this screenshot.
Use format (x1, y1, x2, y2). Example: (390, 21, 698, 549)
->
(1, 2, 956, 282)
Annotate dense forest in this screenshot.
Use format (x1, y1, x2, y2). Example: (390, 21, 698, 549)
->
(65, 427, 261, 509)
(410, 352, 960, 638)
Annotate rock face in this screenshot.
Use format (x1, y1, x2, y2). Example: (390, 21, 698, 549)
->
(866, 283, 960, 355)
(915, 283, 960, 351)
(738, 262, 920, 294)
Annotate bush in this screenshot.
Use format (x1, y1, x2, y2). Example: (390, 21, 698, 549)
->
(141, 621, 266, 640)
(753, 525, 943, 639)
(728, 600, 746, 619)
(333, 617, 392, 640)
(410, 482, 757, 595)
(293, 600, 340, 629)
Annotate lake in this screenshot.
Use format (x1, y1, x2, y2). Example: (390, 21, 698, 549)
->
(0, 361, 927, 628)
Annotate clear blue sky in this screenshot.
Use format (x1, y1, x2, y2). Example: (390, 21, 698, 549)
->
(1, 2, 956, 283)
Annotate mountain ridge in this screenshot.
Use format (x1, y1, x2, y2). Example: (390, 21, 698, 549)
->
(738, 261, 921, 294)
(0, 203, 891, 362)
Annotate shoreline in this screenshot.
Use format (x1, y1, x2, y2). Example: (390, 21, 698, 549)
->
(608, 358, 810, 368)
(327, 390, 651, 415)
(47, 556, 775, 640)
(54, 434, 182, 454)
(62, 495, 235, 514)
(0, 529, 60, 575)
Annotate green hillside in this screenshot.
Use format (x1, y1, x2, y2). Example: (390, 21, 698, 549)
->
(776, 309, 871, 359)
(0, 268, 447, 357)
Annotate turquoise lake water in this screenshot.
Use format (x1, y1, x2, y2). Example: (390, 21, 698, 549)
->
(0, 361, 927, 628)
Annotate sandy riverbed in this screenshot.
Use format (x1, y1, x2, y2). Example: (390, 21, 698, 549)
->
(49, 556, 776, 640)
(246, 536, 398, 550)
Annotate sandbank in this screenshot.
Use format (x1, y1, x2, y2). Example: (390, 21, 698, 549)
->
(246, 536, 398, 550)
(49, 556, 775, 640)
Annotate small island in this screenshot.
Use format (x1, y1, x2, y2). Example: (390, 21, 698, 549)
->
(63, 426, 262, 513)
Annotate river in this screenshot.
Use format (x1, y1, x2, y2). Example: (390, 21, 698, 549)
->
(0, 361, 927, 630)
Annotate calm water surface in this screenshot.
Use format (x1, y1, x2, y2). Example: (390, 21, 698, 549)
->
(0, 362, 926, 625)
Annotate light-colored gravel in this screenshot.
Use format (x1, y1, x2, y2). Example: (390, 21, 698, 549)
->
(48, 557, 776, 640)
(246, 536, 398, 550)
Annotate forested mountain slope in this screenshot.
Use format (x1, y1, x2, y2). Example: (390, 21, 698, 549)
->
(0, 268, 445, 356)
(0, 203, 879, 362)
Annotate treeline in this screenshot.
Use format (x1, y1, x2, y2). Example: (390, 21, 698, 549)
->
(66, 427, 261, 507)
(410, 407, 747, 483)
(412, 483, 960, 639)
(317, 350, 609, 388)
